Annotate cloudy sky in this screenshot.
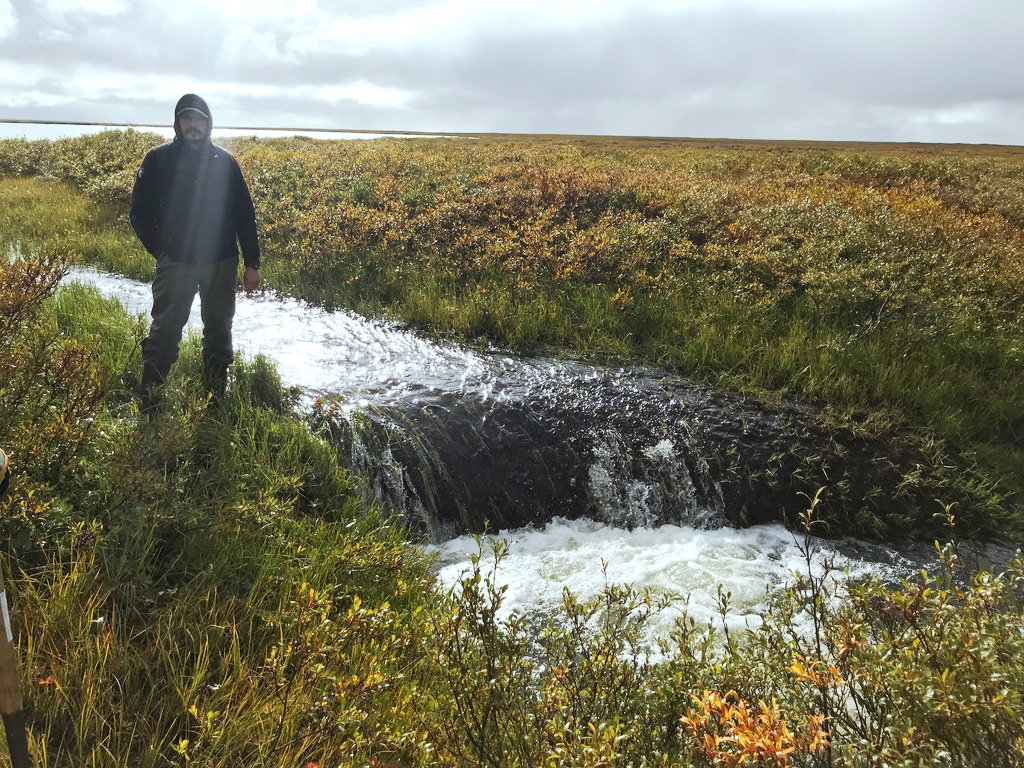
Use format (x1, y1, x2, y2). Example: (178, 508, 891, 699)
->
(1, 0, 1022, 143)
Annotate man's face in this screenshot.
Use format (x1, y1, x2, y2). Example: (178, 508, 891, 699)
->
(179, 110, 208, 147)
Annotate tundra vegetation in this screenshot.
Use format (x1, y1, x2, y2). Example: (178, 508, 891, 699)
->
(0, 131, 1022, 765)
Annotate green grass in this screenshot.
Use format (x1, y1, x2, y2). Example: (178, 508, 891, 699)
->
(3, 240, 1024, 765)
(4, 130, 1024, 532)
(0, 176, 153, 280)
(3, 263, 437, 765)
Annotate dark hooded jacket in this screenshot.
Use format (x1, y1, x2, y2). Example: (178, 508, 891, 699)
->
(129, 94, 261, 269)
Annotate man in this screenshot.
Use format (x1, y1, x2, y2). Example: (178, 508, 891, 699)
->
(129, 93, 261, 413)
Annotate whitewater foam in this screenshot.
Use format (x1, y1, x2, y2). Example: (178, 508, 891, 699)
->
(428, 518, 911, 650)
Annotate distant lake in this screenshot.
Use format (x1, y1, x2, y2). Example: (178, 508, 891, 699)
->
(0, 122, 443, 142)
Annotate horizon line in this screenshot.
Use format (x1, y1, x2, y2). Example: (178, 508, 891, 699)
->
(0, 118, 1020, 149)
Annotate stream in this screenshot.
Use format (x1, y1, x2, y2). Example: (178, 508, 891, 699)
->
(68, 266, 965, 638)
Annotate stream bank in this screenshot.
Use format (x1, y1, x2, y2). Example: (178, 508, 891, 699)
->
(69, 266, 1003, 540)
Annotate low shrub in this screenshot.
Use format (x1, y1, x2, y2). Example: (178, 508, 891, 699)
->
(1, 240, 1023, 766)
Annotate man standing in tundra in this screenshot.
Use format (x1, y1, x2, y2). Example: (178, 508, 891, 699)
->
(130, 93, 261, 413)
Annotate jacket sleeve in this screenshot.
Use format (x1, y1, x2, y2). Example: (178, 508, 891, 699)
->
(129, 152, 161, 257)
(232, 160, 261, 270)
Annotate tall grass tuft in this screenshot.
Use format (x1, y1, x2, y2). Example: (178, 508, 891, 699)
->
(1, 243, 436, 765)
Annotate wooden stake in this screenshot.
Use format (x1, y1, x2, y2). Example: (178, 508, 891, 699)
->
(0, 450, 31, 768)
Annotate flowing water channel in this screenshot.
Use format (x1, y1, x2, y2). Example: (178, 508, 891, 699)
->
(68, 267, 945, 638)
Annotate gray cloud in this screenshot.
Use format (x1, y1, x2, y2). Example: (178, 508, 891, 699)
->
(1, 0, 1022, 142)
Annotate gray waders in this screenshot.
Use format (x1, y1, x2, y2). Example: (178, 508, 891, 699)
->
(139, 257, 237, 412)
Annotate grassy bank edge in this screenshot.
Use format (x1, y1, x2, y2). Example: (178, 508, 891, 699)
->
(2, 241, 1024, 765)
(2, 169, 1018, 539)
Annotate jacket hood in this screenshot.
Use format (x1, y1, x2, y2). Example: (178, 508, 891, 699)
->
(173, 93, 213, 143)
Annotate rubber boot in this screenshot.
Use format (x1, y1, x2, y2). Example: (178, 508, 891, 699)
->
(137, 362, 166, 416)
(202, 358, 229, 405)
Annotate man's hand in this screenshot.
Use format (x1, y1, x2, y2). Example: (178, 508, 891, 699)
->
(243, 266, 260, 293)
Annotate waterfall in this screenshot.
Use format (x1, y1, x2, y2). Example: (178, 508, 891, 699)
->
(63, 265, 1005, 649)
